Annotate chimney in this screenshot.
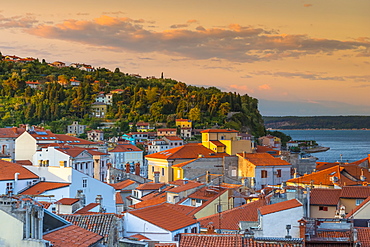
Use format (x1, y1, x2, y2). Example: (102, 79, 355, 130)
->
(154, 171, 160, 183)
(206, 223, 215, 234)
(96, 195, 103, 212)
(135, 163, 140, 176)
(298, 219, 307, 242)
(206, 171, 210, 184)
(243, 151, 246, 158)
(125, 162, 130, 173)
(12, 127, 17, 134)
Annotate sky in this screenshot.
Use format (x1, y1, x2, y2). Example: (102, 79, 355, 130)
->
(0, 0, 369, 116)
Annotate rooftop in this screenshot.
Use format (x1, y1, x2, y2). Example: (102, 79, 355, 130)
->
(0, 159, 39, 181)
(258, 199, 302, 216)
(20, 182, 70, 195)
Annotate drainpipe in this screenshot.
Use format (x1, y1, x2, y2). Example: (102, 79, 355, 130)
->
(14, 172, 20, 194)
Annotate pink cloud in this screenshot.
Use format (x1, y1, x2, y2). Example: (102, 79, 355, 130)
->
(258, 84, 271, 90)
(228, 84, 254, 93)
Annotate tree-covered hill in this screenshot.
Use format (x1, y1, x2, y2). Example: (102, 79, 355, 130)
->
(0, 55, 265, 136)
(263, 116, 370, 129)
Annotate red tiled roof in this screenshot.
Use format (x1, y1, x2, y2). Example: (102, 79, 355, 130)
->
(200, 129, 238, 133)
(109, 179, 136, 190)
(210, 140, 226, 147)
(116, 192, 124, 204)
(310, 188, 341, 205)
(340, 186, 370, 199)
(258, 199, 302, 215)
(145, 143, 229, 160)
(54, 134, 96, 145)
(155, 244, 177, 247)
(0, 127, 25, 138)
(131, 195, 167, 209)
(128, 203, 197, 231)
(43, 224, 103, 247)
(164, 136, 183, 141)
(110, 144, 142, 152)
(39, 201, 52, 209)
(0, 159, 39, 181)
(356, 227, 370, 247)
(199, 199, 266, 230)
(129, 234, 150, 240)
(56, 148, 84, 157)
(287, 166, 343, 186)
(136, 183, 166, 190)
(57, 198, 80, 205)
(20, 182, 70, 195)
(256, 145, 279, 155)
(237, 153, 291, 166)
(179, 234, 302, 247)
(74, 203, 100, 214)
(167, 181, 204, 193)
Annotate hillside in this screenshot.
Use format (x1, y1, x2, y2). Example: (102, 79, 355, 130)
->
(263, 116, 370, 129)
(0, 54, 265, 136)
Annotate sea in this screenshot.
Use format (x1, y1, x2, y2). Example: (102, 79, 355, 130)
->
(279, 129, 370, 163)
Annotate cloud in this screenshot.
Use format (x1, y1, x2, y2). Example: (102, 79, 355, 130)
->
(0, 14, 38, 28)
(258, 84, 271, 90)
(250, 70, 370, 83)
(228, 84, 254, 93)
(23, 15, 370, 63)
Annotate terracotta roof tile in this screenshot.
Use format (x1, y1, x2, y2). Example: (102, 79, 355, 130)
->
(128, 203, 197, 231)
(258, 199, 302, 215)
(109, 179, 136, 190)
(179, 234, 303, 247)
(340, 186, 370, 198)
(199, 199, 266, 230)
(136, 183, 166, 190)
(43, 224, 103, 247)
(0, 127, 25, 138)
(356, 227, 370, 247)
(310, 188, 341, 205)
(57, 198, 80, 205)
(155, 244, 177, 247)
(54, 134, 96, 145)
(0, 159, 39, 181)
(167, 181, 204, 193)
(20, 182, 70, 195)
(145, 143, 229, 160)
(238, 152, 291, 166)
(116, 192, 124, 204)
(131, 194, 167, 209)
(164, 136, 183, 141)
(129, 234, 150, 240)
(38, 201, 52, 209)
(59, 213, 119, 245)
(210, 140, 226, 147)
(74, 203, 100, 214)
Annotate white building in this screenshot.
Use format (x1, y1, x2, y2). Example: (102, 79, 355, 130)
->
(23, 165, 116, 213)
(15, 127, 99, 162)
(124, 203, 199, 242)
(87, 129, 104, 142)
(254, 199, 304, 238)
(33, 146, 109, 182)
(147, 136, 183, 154)
(67, 121, 86, 135)
(0, 126, 25, 160)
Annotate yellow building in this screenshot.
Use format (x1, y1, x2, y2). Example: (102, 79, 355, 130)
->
(201, 129, 253, 155)
(176, 119, 192, 128)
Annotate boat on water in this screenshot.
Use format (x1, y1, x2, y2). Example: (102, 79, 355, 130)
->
(304, 146, 330, 153)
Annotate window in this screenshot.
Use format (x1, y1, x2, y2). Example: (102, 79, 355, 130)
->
(261, 170, 267, 178)
(276, 169, 282, 178)
(152, 166, 154, 173)
(6, 182, 13, 193)
(191, 227, 197, 233)
(161, 168, 165, 176)
(356, 199, 364, 206)
(184, 228, 188, 233)
(82, 178, 87, 188)
(319, 206, 328, 211)
(86, 163, 88, 169)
